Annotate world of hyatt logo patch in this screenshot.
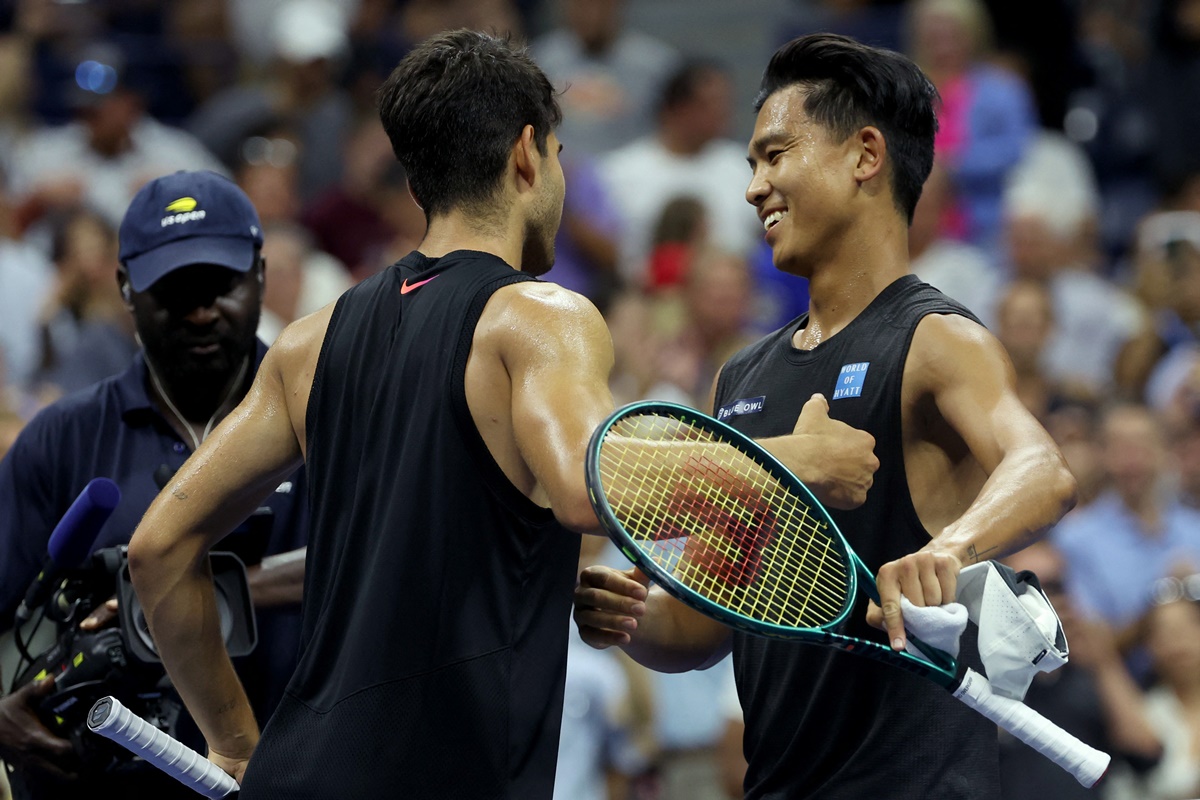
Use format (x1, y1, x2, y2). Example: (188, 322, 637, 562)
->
(833, 362, 870, 400)
(717, 396, 765, 421)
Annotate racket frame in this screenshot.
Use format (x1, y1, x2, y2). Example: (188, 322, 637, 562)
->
(586, 401, 960, 687)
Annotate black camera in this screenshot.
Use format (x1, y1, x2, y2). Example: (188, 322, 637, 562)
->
(10, 545, 256, 774)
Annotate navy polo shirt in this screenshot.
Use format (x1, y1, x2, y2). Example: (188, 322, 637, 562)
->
(0, 343, 307, 721)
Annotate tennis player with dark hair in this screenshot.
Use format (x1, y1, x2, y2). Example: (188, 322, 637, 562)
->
(124, 30, 877, 800)
(574, 33, 1078, 799)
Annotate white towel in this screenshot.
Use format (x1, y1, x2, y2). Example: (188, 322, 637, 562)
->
(898, 562, 1069, 701)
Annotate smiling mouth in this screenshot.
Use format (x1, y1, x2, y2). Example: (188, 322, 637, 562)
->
(763, 210, 787, 232)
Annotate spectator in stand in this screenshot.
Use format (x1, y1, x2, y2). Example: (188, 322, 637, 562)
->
(644, 196, 708, 293)
(33, 209, 136, 397)
(188, 0, 354, 204)
(1001, 164, 1150, 401)
(9, 43, 226, 231)
(909, 164, 1001, 326)
(532, 0, 680, 157)
(600, 60, 761, 283)
(994, 279, 1063, 421)
(1104, 582, 1200, 800)
(905, 0, 1037, 248)
(605, 290, 669, 408)
(1000, 541, 1161, 800)
(1128, 208, 1200, 399)
(648, 248, 755, 409)
(1054, 404, 1200, 638)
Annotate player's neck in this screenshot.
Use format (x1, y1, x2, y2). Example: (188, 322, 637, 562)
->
(803, 218, 910, 337)
(419, 209, 526, 271)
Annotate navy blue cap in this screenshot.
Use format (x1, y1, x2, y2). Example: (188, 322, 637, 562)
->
(118, 171, 263, 292)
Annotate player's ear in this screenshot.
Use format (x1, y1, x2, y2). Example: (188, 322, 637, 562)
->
(853, 126, 886, 185)
(513, 124, 538, 193)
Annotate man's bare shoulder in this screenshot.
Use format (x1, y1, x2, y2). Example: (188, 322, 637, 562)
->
(478, 280, 613, 370)
(906, 312, 1014, 394)
(481, 281, 609, 339)
(265, 302, 339, 380)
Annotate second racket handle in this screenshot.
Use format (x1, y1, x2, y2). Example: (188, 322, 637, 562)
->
(87, 696, 241, 799)
(953, 668, 1110, 787)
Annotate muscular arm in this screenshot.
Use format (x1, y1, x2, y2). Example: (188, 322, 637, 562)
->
(487, 284, 617, 533)
(127, 319, 319, 777)
(872, 314, 1077, 649)
(916, 315, 1077, 565)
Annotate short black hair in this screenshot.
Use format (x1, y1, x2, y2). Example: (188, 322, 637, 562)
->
(375, 30, 561, 220)
(754, 33, 939, 223)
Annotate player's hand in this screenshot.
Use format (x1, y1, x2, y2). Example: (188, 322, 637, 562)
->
(573, 565, 650, 649)
(789, 393, 878, 509)
(0, 676, 78, 782)
(79, 596, 119, 630)
(208, 747, 254, 784)
(867, 550, 962, 650)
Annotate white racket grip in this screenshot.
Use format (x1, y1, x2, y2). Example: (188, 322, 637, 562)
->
(953, 668, 1110, 787)
(87, 696, 240, 798)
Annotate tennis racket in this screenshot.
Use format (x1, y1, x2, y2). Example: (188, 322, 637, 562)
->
(87, 695, 240, 798)
(585, 401, 1110, 788)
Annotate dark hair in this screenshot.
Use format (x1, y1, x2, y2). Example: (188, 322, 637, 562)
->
(651, 195, 707, 245)
(659, 59, 728, 115)
(754, 34, 939, 223)
(375, 30, 561, 219)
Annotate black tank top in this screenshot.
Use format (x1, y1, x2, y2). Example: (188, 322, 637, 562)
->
(714, 275, 999, 800)
(238, 251, 580, 800)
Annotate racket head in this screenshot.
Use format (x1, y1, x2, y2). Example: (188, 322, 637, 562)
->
(586, 401, 861, 640)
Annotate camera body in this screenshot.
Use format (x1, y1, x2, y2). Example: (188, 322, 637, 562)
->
(11, 545, 256, 774)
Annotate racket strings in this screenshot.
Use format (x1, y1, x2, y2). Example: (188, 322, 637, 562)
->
(599, 415, 851, 629)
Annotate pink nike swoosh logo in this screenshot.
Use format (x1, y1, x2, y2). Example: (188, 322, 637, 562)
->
(400, 274, 440, 294)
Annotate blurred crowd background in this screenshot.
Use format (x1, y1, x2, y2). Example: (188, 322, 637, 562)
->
(0, 0, 1198, 798)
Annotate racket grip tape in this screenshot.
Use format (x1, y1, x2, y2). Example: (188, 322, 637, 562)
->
(953, 668, 1110, 787)
(87, 696, 241, 798)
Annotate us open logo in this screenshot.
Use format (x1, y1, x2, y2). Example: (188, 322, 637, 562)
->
(717, 395, 766, 421)
(832, 362, 870, 400)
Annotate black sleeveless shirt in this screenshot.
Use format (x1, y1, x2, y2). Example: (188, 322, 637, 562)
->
(714, 275, 999, 800)
(238, 251, 580, 800)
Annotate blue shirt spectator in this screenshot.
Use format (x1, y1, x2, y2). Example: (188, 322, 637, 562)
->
(0, 343, 308, 712)
(1054, 491, 1200, 629)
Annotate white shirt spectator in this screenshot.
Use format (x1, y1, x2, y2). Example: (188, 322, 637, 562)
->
(601, 137, 760, 283)
(532, 27, 679, 158)
(1043, 266, 1146, 395)
(10, 118, 226, 229)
